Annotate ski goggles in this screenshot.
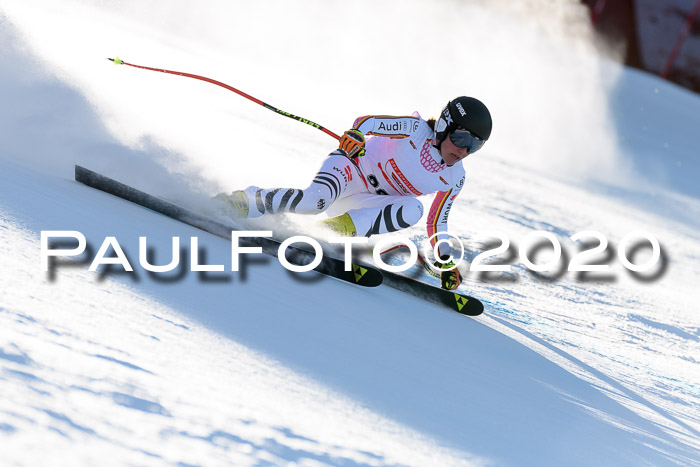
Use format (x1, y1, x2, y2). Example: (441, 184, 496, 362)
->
(449, 129, 485, 153)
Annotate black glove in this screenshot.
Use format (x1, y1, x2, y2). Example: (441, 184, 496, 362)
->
(433, 257, 462, 290)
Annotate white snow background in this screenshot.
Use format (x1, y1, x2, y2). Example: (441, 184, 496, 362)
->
(1, 0, 699, 465)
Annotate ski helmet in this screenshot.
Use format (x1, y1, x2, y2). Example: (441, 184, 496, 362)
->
(434, 96, 492, 150)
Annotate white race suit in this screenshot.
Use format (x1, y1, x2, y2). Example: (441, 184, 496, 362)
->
(239, 112, 466, 247)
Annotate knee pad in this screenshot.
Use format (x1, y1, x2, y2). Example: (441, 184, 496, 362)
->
(299, 185, 332, 213)
(399, 198, 424, 226)
(350, 198, 424, 237)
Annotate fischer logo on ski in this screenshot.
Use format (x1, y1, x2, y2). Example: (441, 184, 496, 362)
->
(353, 264, 368, 283)
(454, 294, 469, 312)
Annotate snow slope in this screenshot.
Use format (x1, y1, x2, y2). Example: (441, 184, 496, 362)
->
(1, 1, 700, 465)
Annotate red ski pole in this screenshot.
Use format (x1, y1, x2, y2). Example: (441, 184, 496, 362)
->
(108, 57, 341, 140)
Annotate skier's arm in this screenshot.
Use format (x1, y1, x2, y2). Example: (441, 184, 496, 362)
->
(352, 115, 421, 139)
(426, 185, 462, 257)
(426, 186, 465, 290)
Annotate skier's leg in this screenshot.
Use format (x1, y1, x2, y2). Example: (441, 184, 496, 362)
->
(322, 194, 424, 237)
(215, 153, 363, 219)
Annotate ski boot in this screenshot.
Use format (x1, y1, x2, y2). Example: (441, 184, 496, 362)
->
(214, 190, 250, 219)
(320, 212, 357, 236)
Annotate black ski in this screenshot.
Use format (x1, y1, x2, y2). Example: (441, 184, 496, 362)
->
(377, 246, 485, 316)
(74, 165, 383, 287)
(382, 270, 484, 316)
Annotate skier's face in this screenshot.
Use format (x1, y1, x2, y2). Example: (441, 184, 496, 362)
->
(440, 132, 470, 166)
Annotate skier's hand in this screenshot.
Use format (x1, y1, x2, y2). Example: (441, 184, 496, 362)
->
(339, 129, 365, 159)
(434, 258, 462, 290)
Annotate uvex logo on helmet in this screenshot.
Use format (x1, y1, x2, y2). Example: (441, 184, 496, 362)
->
(455, 102, 467, 117)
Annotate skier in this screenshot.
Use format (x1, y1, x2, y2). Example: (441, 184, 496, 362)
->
(215, 96, 492, 290)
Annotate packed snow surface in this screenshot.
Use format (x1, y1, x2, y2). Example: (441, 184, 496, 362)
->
(1, 1, 699, 465)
